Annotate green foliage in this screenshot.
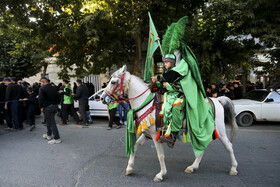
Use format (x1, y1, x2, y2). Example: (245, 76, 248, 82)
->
(0, 0, 278, 81)
(0, 35, 45, 79)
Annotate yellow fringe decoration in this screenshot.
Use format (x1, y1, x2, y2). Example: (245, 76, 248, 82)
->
(137, 124, 142, 135)
(149, 116, 155, 125)
(142, 120, 149, 130)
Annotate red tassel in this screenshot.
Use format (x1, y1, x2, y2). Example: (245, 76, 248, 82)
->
(214, 129, 219, 139)
(156, 131, 160, 141)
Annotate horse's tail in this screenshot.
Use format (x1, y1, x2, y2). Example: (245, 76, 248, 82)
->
(217, 96, 238, 142)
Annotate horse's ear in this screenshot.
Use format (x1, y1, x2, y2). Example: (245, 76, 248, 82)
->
(121, 65, 127, 73)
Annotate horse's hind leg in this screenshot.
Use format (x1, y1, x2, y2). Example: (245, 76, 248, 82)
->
(185, 152, 204, 174)
(219, 134, 238, 175)
(125, 134, 147, 175)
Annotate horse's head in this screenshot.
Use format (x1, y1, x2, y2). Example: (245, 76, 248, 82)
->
(101, 65, 127, 104)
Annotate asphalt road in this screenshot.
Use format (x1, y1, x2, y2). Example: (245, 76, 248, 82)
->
(0, 116, 279, 187)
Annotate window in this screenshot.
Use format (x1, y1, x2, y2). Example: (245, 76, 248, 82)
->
(267, 92, 280, 103)
(246, 90, 269, 101)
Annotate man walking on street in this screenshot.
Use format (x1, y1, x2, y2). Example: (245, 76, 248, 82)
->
(59, 80, 80, 126)
(73, 79, 89, 126)
(107, 102, 121, 130)
(39, 77, 61, 144)
(4, 77, 24, 130)
(0, 78, 13, 130)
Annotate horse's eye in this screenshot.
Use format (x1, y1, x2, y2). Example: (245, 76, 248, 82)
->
(111, 81, 116, 84)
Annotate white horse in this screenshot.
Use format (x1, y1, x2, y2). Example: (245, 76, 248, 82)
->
(101, 65, 238, 182)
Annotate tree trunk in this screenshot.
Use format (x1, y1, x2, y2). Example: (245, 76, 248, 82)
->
(242, 66, 248, 96)
(133, 32, 142, 77)
(41, 63, 48, 78)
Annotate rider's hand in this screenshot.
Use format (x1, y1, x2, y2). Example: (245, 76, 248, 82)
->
(151, 76, 157, 83)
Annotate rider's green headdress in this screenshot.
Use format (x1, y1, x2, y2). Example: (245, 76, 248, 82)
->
(163, 54, 176, 63)
(162, 16, 188, 55)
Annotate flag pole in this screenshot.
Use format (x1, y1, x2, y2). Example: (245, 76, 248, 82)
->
(157, 40, 164, 58)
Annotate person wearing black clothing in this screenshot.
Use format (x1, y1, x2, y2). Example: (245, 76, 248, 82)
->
(74, 79, 89, 126)
(206, 87, 212, 97)
(246, 81, 254, 93)
(210, 83, 219, 95)
(58, 84, 65, 119)
(0, 78, 13, 129)
(59, 80, 80, 126)
(233, 82, 243, 99)
(23, 87, 38, 131)
(0, 77, 5, 124)
(73, 82, 77, 94)
(88, 83, 95, 96)
(4, 78, 24, 130)
(39, 77, 61, 144)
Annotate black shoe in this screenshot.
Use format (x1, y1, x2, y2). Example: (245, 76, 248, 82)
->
(42, 121, 46, 124)
(116, 125, 121, 129)
(81, 123, 89, 128)
(107, 127, 112, 130)
(159, 134, 176, 148)
(30, 125, 35, 131)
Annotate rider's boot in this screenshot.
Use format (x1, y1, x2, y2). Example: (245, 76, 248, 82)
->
(159, 132, 178, 148)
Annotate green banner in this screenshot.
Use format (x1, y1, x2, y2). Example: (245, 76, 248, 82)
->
(144, 12, 160, 83)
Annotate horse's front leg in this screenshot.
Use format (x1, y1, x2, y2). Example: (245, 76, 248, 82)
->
(125, 134, 147, 175)
(185, 152, 204, 174)
(152, 137, 167, 182)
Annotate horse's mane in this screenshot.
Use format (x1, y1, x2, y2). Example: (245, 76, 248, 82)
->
(131, 74, 147, 85)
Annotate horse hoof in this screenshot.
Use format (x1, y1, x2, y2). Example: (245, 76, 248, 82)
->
(153, 176, 163, 182)
(184, 167, 193, 174)
(125, 169, 133, 176)
(229, 170, 238, 176)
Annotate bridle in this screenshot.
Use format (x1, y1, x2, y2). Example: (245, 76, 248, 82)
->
(104, 72, 150, 104)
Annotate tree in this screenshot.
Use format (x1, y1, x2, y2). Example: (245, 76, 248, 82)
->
(1, 0, 278, 82)
(0, 34, 45, 79)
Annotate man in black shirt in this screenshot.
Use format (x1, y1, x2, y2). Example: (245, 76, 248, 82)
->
(0, 77, 5, 124)
(233, 82, 243, 100)
(0, 78, 13, 129)
(39, 77, 61, 144)
(4, 77, 24, 130)
(73, 79, 89, 126)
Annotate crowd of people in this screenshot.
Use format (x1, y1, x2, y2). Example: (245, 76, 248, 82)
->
(0, 76, 111, 144)
(204, 80, 264, 100)
(0, 75, 267, 144)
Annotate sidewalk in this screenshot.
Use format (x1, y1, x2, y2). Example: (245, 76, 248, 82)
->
(0, 114, 111, 135)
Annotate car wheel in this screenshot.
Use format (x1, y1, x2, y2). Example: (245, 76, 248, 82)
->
(237, 112, 254, 127)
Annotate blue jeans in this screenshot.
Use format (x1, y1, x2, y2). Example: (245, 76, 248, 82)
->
(118, 102, 129, 123)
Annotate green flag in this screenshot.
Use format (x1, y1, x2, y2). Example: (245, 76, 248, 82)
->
(144, 12, 160, 83)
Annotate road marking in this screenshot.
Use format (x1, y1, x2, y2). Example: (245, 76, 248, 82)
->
(231, 129, 280, 133)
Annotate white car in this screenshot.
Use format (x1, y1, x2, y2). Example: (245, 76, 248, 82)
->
(232, 89, 280, 127)
(74, 89, 119, 117)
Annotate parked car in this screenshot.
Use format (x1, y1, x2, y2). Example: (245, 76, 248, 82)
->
(232, 89, 280, 127)
(74, 89, 118, 117)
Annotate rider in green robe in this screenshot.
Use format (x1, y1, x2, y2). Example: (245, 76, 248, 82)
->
(152, 54, 185, 148)
(152, 16, 215, 157)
